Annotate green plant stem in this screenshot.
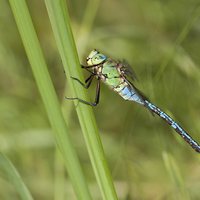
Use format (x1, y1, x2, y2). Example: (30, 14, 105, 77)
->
(44, 0, 118, 199)
(9, 0, 92, 199)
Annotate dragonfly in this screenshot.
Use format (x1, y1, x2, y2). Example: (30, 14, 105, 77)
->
(66, 49, 200, 153)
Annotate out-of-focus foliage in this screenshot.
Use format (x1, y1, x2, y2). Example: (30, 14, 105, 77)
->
(1, 0, 200, 199)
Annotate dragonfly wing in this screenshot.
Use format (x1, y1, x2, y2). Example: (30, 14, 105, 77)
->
(122, 59, 139, 82)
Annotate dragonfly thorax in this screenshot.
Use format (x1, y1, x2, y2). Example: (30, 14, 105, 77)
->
(93, 59, 126, 87)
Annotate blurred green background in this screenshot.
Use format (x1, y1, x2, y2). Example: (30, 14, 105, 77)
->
(1, 0, 200, 199)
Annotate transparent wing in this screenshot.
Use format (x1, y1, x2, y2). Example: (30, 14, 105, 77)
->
(119, 59, 139, 82)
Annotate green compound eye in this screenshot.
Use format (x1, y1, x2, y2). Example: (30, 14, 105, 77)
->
(87, 49, 106, 65)
(91, 54, 107, 65)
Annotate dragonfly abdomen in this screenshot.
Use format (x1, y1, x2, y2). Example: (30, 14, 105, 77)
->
(145, 100, 200, 153)
(113, 83, 145, 105)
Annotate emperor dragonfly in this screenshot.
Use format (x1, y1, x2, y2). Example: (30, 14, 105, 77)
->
(66, 49, 200, 153)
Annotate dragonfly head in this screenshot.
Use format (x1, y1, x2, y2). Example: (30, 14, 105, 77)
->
(87, 49, 107, 66)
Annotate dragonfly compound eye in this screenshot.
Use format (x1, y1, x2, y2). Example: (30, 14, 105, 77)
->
(87, 49, 99, 65)
(87, 49, 98, 60)
(91, 54, 107, 65)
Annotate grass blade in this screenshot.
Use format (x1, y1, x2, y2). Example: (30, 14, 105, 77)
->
(44, 0, 118, 199)
(0, 151, 33, 200)
(9, 0, 92, 199)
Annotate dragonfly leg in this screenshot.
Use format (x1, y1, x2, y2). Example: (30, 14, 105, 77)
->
(81, 64, 95, 69)
(70, 74, 95, 89)
(65, 76, 100, 106)
(64, 64, 92, 74)
(81, 65, 96, 74)
(93, 78, 100, 106)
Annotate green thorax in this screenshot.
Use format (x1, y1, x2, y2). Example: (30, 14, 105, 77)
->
(94, 59, 125, 89)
